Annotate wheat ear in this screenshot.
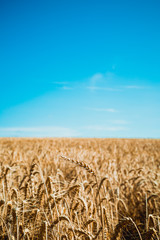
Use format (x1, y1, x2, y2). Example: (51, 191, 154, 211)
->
(60, 155, 96, 177)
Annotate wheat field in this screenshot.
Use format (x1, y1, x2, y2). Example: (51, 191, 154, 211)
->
(0, 138, 159, 239)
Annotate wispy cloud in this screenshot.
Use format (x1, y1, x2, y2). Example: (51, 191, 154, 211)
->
(89, 73, 104, 86)
(0, 127, 79, 137)
(86, 86, 121, 91)
(86, 108, 118, 112)
(87, 72, 147, 92)
(51, 81, 69, 85)
(51, 81, 73, 90)
(124, 85, 145, 89)
(61, 86, 73, 90)
(88, 72, 116, 89)
(51, 73, 146, 92)
(83, 125, 128, 131)
(112, 120, 129, 125)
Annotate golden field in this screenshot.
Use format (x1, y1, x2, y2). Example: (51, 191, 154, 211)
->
(0, 138, 159, 240)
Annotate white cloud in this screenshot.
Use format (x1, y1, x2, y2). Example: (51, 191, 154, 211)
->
(83, 125, 128, 131)
(90, 73, 104, 85)
(87, 71, 147, 91)
(50, 82, 73, 90)
(125, 85, 144, 89)
(62, 86, 73, 90)
(87, 72, 122, 91)
(0, 127, 79, 137)
(88, 72, 115, 87)
(86, 86, 121, 91)
(51, 81, 69, 85)
(51, 72, 145, 92)
(87, 108, 117, 112)
(112, 120, 129, 124)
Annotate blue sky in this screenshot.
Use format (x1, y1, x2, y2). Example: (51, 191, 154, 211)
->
(0, 0, 160, 138)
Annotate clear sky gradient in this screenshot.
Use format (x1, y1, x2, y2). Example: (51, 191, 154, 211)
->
(0, 0, 160, 138)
